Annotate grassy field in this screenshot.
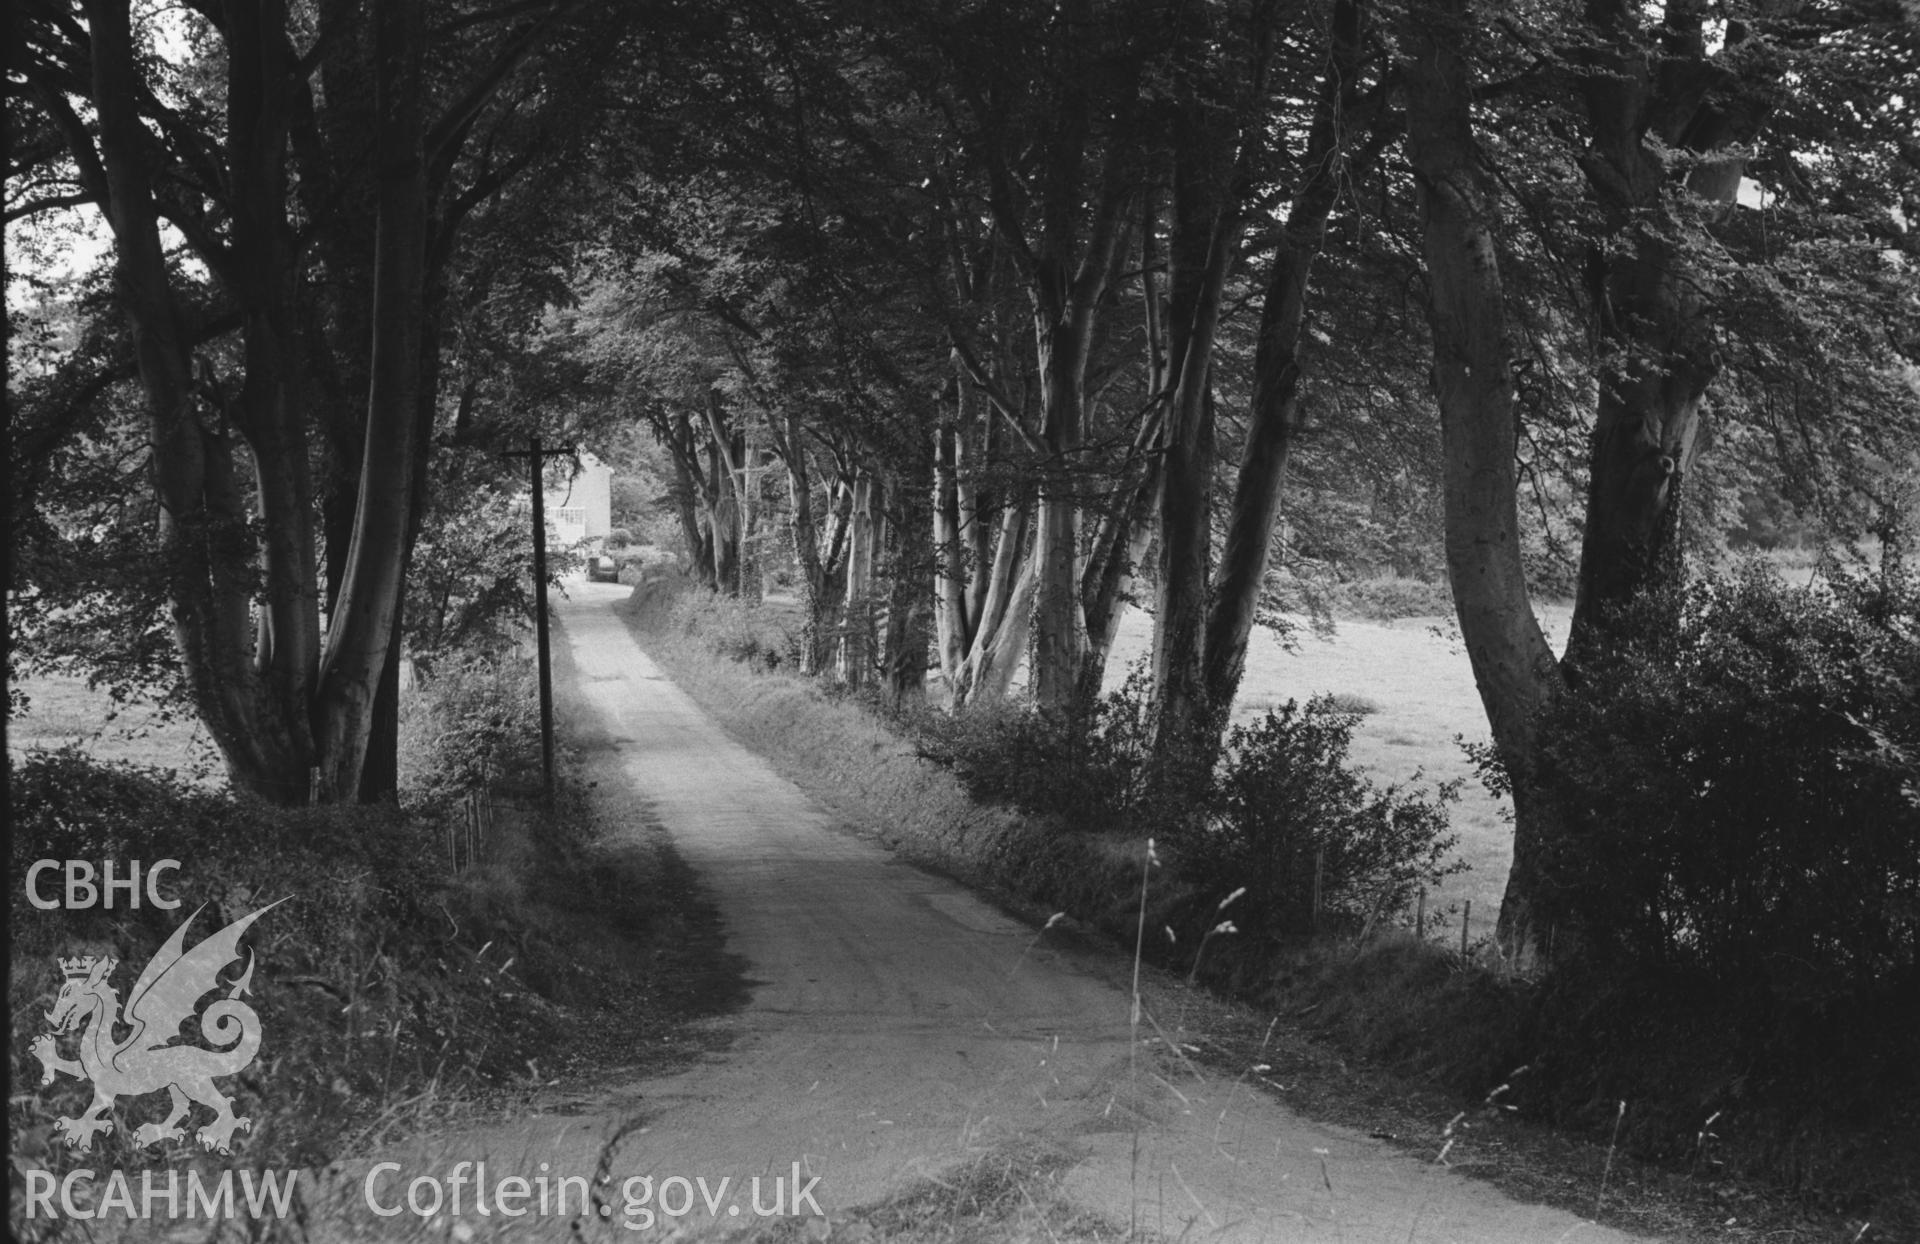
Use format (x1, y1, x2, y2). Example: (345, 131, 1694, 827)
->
(7, 673, 218, 779)
(1104, 602, 1575, 930)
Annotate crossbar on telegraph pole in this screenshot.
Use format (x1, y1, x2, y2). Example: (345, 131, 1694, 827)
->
(503, 433, 573, 804)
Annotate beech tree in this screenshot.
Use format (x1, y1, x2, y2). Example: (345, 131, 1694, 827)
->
(10, 0, 644, 801)
(896, 0, 1161, 712)
(1147, 0, 1402, 758)
(1401, 0, 1564, 946)
(1402, 0, 1919, 946)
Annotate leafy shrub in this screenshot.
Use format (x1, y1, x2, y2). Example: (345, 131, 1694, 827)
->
(1178, 698, 1464, 946)
(606, 527, 635, 548)
(1526, 563, 1920, 1185)
(1537, 562, 1918, 999)
(398, 656, 540, 804)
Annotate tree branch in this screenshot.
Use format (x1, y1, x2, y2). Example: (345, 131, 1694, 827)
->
(425, 2, 571, 181)
(13, 307, 245, 471)
(5, 190, 97, 223)
(947, 326, 1042, 456)
(25, 80, 112, 214)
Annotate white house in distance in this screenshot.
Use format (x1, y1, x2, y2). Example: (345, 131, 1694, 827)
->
(543, 450, 613, 549)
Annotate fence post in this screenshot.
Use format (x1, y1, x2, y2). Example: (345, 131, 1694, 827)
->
(1460, 900, 1472, 959)
(1415, 890, 1426, 941)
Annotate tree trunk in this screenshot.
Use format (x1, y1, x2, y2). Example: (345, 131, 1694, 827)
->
(839, 473, 876, 687)
(933, 412, 974, 688)
(1403, 0, 1564, 951)
(957, 499, 1033, 706)
(778, 412, 835, 672)
(1017, 21, 1139, 713)
(1565, 0, 1736, 667)
(806, 478, 853, 674)
(315, 0, 427, 801)
(358, 615, 404, 801)
(885, 486, 932, 706)
(968, 545, 1040, 705)
(226, 0, 323, 783)
(961, 412, 994, 632)
(703, 393, 747, 584)
(1151, 15, 1245, 749)
(1202, 0, 1366, 719)
(1152, 379, 1216, 740)
(706, 438, 740, 595)
(358, 278, 448, 803)
(1031, 306, 1088, 713)
(84, 0, 314, 802)
(1077, 200, 1173, 706)
(1079, 445, 1160, 705)
(661, 410, 716, 587)
(1202, 266, 1308, 715)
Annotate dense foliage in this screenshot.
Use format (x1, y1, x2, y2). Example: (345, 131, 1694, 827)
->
(396, 656, 543, 805)
(1193, 701, 1465, 942)
(1537, 563, 1920, 1004)
(1512, 566, 1920, 1195)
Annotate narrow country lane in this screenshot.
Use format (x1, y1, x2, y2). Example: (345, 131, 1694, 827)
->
(365, 583, 1644, 1243)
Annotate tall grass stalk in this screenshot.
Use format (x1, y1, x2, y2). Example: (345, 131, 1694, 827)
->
(1596, 1100, 1627, 1216)
(1186, 888, 1245, 984)
(1127, 838, 1155, 1241)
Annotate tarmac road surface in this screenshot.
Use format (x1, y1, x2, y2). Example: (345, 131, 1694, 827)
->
(357, 582, 1645, 1243)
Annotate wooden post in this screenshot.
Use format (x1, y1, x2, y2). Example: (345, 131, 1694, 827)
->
(528, 439, 555, 804)
(504, 435, 572, 805)
(1416, 890, 1426, 941)
(1461, 900, 1472, 958)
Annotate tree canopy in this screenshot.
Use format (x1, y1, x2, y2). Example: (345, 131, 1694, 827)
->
(10, 0, 1916, 933)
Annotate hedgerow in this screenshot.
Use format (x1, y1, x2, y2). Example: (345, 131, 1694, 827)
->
(1524, 563, 1920, 1204)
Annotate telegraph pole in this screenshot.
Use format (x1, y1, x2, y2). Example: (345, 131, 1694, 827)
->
(504, 434, 572, 804)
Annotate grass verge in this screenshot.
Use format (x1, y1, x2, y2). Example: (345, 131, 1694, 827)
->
(7, 653, 743, 1242)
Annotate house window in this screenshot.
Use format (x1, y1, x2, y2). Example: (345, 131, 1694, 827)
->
(554, 507, 586, 530)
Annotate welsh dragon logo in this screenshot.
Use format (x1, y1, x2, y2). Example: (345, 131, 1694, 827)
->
(31, 900, 285, 1155)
